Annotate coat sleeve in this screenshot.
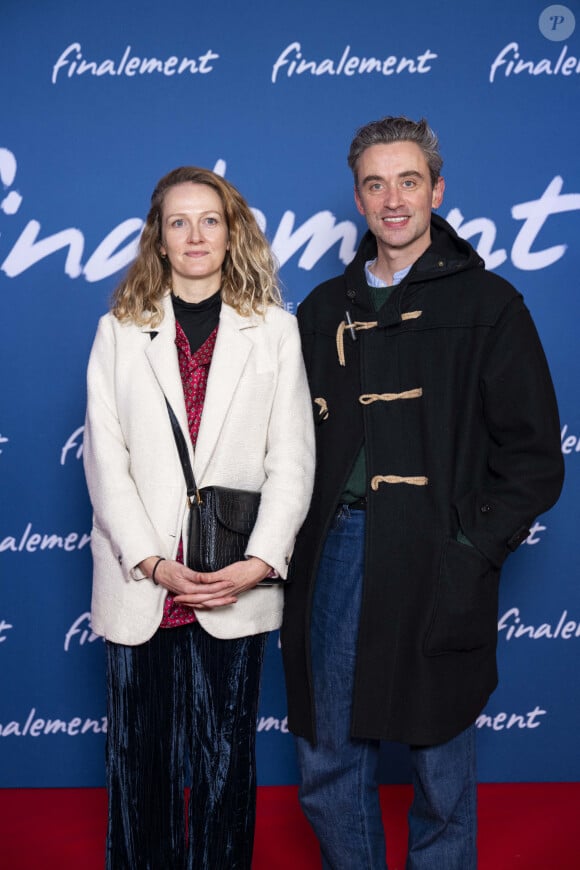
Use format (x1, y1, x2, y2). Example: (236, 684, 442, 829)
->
(83, 315, 168, 579)
(245, 313, 315, 578)
(456, 297, 564, 568)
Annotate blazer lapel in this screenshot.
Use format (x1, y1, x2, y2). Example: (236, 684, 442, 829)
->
(143, 294, 191, 444)
(193, 304, 258, 482)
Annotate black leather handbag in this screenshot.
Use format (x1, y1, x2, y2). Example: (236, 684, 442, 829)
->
(187, 484, 260, 573)
(166, 400, 277, 583)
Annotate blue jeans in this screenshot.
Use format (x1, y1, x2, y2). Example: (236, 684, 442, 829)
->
(295, 506, 477, 870)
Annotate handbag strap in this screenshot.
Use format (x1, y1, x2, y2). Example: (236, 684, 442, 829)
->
(148, 333, 199, 504)
(165, 399, 199, 504)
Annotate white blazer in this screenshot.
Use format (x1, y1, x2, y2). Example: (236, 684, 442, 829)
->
(83, 295, 315, 645)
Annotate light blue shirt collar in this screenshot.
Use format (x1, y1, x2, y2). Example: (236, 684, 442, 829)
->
(364, 260, 412, 288)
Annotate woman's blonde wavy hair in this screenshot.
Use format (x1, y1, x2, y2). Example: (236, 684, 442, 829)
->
(111, 166, 282, 325)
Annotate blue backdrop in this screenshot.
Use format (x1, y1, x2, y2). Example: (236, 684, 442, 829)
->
(1, 0, 579, 787)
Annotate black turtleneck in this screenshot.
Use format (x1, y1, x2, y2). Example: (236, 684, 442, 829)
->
(171, 289, 222, 355)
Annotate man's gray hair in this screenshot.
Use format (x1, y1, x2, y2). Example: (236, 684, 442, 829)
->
(348, 116, 443, 188)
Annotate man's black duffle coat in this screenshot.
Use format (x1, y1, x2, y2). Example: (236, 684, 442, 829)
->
(281, 214, 564, 746)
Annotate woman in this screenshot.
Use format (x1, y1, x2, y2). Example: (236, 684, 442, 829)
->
(83, 166, 315, 869)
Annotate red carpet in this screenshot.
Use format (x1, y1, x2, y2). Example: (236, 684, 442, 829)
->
(0, 784, 577, 868)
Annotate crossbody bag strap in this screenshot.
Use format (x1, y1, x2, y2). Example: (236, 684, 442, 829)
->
(147, 334, 199, 504)
(165, 399, 199, 504)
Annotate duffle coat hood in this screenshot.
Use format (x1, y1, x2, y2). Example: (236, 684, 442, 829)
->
(281, 213, 564, 746)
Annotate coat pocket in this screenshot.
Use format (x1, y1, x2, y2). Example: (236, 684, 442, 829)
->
(424, 539, 499, 655)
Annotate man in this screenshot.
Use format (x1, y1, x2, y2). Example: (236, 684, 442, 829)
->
(281, 116, 564, 869)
